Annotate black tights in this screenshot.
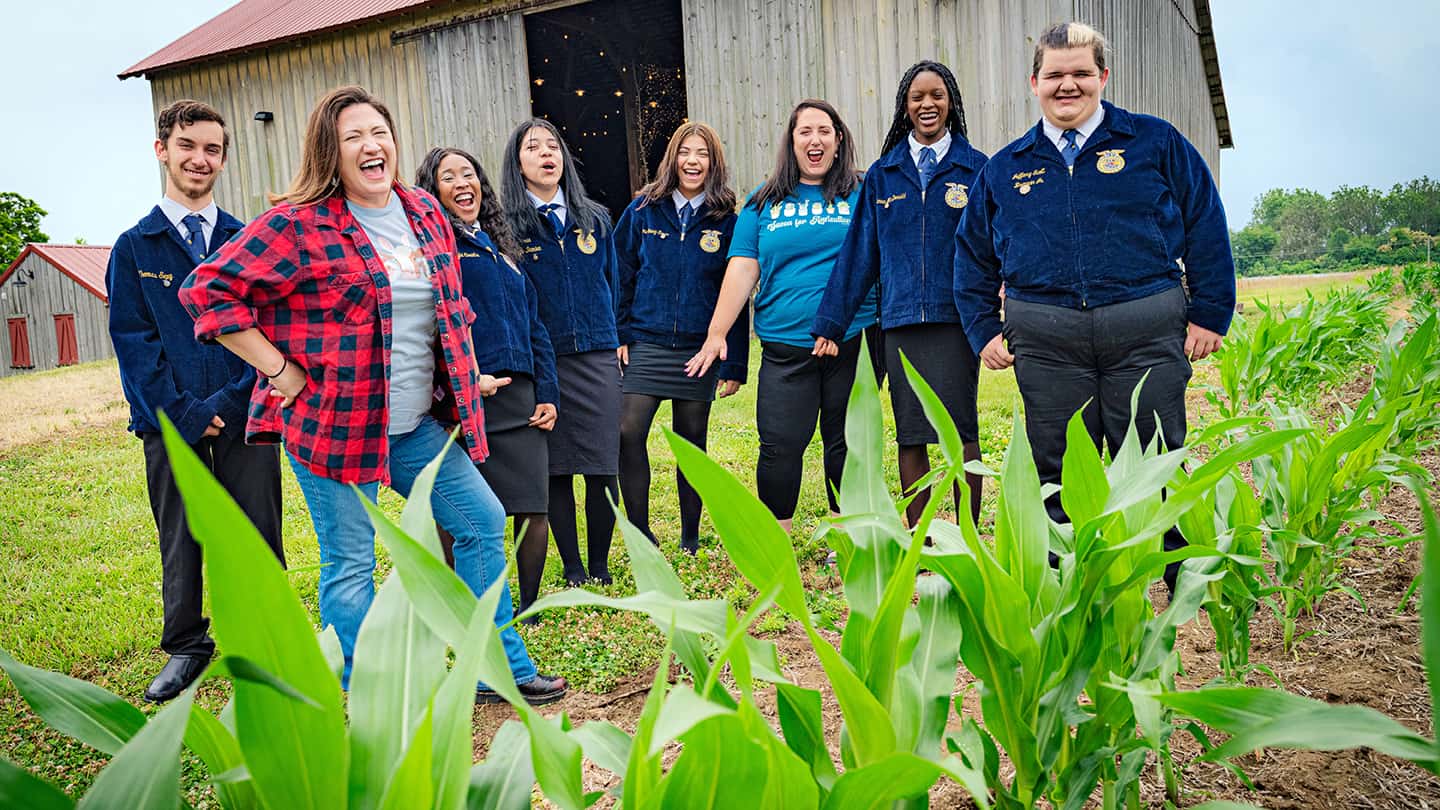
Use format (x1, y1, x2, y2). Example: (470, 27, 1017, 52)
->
(897, 442, 983, 528)
(619, 393, 711, 548)
(549, 474, 619, 584)
(439, 513, 548, 619)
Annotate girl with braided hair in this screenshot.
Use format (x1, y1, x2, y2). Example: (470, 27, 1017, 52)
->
(811, 61, 989, 527)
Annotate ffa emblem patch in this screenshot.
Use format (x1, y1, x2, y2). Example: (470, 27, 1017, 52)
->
(1096, 150, 1126, 174)
(944, 183, 969, 209)
(576, 231, 597, 254)
(699, 230, 722, 253)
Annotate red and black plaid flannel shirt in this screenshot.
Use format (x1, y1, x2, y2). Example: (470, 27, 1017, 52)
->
(180, 184, 487, 484)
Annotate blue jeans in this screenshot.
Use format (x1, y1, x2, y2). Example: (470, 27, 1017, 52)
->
(287, 415, 538, 687)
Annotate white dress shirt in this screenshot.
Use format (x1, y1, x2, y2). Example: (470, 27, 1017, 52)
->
(1042, 104, 1106, 154)
(159, 196, 218, 247)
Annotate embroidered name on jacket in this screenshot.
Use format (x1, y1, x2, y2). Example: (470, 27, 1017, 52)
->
(138, 269, 175, 286)
(1012, 168, 1047, 195)
(641, 228, 670, 239)
(876, 192, 907, 209)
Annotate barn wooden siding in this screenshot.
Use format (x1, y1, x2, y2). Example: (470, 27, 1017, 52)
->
(1, 255, 113, 378)
(145, 0, 1222, 221)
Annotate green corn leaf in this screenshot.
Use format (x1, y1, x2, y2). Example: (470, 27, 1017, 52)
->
(158, 415, 347, 810)
(433, 594, 506, 810)
(775, 683, 837, 788)
(737, 701, 820, 808)
(622, 643, 674, 810)
(0, 757, 74, 810)
(993, 408, 1054, 606)
(655, 714, 768, 809)
(572, 721, 632, 776)
(742, 637, 786, 684)
(182, 705, 256, 810)
(376, 702, 434, 810)
(1158, 687, 1437, 772)
(524, 590, 728, 637)
(207, 656, 323, 708)
(522, 713, 585, 810)
(648, 685, 734, 758)
(908, 575, 963, 756)
(0, 646, 145, 756)
(821, 752, 979, 810)
(1060, 408, 1108, 530)
(75, 688, 193, 810)
(350, 573, 447, 810)
(805, 625, 899, 766)
(663, 427, 808, 620)
(1420, 494, 1439, 755)
(468, 721, 534, 810)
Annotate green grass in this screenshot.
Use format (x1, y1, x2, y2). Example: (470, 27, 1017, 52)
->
(1236, 269, 1378, 311)
(0, 339, 1020, 800)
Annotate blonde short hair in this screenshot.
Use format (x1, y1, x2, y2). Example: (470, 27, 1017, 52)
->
(1032, 22, 1108, 76)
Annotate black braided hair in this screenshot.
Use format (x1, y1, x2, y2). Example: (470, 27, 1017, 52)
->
(879, 61, 968, 156)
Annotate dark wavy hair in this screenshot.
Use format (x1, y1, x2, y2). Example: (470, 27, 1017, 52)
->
(635, 122, 737, 222)
(747, 99, 860, 211)
(499, 118, 610, 239)
(879, 61, 970, 156)
(414, 146, 520, 262)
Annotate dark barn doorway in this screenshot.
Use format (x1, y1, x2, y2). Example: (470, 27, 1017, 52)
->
(524, 0, 688, 222)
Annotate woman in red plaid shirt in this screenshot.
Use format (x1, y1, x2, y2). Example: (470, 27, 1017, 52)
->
(180, 86, 566, 705)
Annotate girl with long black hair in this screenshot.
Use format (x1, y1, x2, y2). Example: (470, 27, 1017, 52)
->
(813, 60, 989, 527)
(415, 146, 558, 621)
(500, 119, 622, 585)
(687, 99, 876, 531)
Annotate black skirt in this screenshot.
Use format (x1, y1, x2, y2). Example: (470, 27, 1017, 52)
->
(622, 341, 716, 402)
(548, 350, 622, 475)
(476, 375, 548, 514)
(884, 323, 980, 445)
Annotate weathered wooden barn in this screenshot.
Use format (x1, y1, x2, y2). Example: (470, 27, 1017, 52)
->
(0, 245, 114, 377)
(120, 0, 1231, 222)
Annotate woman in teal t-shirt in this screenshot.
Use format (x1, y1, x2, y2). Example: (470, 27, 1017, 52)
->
(687, 99, 877, 530)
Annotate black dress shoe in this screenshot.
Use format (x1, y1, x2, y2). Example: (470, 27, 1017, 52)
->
(475, 673, 568, 706)
(144, 654, 210, 703)
(679, 537, 700, 555)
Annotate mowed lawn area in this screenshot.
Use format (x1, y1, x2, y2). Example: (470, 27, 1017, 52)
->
(0, 270, 1364, 798)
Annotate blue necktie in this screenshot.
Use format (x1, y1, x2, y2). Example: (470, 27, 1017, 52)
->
(917, 146, 937, 189)
(538, 203, 564, 239)
(181, 213, 208, 264)
(1061, 129, 1080, 169)
(678, 201, 693, 234)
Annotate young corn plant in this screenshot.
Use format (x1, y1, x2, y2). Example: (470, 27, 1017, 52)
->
(899, 362, 1298, 809)
(0, 414, 584, 809)
(1156, 492, 1440, 778)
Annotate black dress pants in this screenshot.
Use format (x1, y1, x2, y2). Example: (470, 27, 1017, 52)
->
(1004, 286, 1191, 571)
(755, 335, 862, 519)
(142, 431, 284, 657)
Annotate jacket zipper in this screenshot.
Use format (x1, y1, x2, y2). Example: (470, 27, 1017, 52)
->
(919, 170, 927, 323)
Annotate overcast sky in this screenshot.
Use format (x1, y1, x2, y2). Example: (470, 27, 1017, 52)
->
(2, 0, 1435, 245)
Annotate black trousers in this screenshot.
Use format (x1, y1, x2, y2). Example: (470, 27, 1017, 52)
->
(1004, 287, 1191, 571)
(755, 335, 862, 519)
(142, 431, 284, 657)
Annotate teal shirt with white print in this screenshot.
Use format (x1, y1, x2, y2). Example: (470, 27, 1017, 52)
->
(729, 183, 877, 348)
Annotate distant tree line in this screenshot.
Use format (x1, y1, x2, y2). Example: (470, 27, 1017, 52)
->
(1231, 177, 1439, 275)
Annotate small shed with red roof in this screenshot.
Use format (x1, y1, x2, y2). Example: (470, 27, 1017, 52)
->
(0, 244, 114, 376)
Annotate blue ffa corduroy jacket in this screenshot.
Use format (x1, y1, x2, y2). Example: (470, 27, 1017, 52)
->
(812, 136, 987, 342)
(517, 218, 620, 355)
(613, 196, 749, 382)
(107, 205, 255, 443)
(953, 101, 1237, 355)
(456, 227, 559, 405)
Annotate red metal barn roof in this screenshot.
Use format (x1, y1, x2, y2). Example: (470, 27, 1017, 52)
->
(1, 244, 113, 303)
(119, 0, 445, 78)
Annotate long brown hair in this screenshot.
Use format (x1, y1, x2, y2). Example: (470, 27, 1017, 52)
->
(748, 99, 860, 211)
(269, 86, 400, 206)
(636, 122, 736, 221)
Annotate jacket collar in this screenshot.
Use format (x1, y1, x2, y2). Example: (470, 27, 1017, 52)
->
(1014, 100, 1133, 157)
(139, 203, 242, 237)
(876, 134, 978, 191)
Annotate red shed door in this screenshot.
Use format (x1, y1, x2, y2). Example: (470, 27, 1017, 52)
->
(7, 317, 31, 368)
(54, 314, 78, 366)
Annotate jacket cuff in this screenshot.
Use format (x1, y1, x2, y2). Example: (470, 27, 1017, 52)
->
(1186, 299, 1234, 336)
(616, 327, 633, 345)
(718, 360, 748, 383)
(537, 380, 560, 406)
(965, 317, 1003, 356)
(168, 396, 217, 444)
(810, 316, 847, 343)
